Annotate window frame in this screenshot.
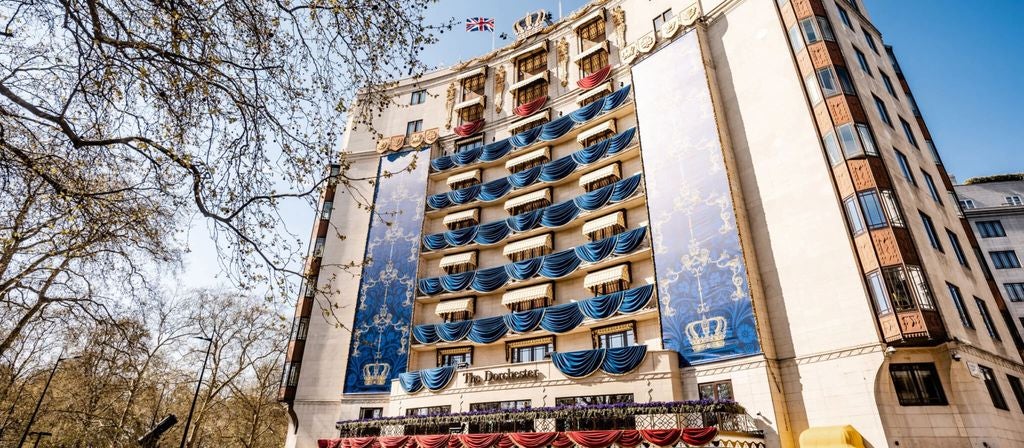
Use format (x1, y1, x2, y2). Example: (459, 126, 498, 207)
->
(1005, 283, 1024, 302)
(980, 365, 1010, 410)
(991, 250, 1022, 269)
(889, 363, 948, 406)
(975, 297, 1001, 341)
(507, 336, 554, 364)
(410, 90, 427, 105)
(881, 72, 898, 98)
(947, 282, 974, 329)
(698, 380, 735, 401)
(874, 95, 893, 127)
(946, 229, 969, 267)
(894, 149, 916, 186)
(406, 119, 424, 136)
(900, 117, 919, 148)
(854, 47, 872, 76)
(836, 6, 853, 28)
(1007, 375, 1024, 413)
(592, 321, 637, 349)
(919, 211, 943, 252)
(859, 190, 887, 229)
(652, 9, 673, 32)
(921, 171, 942, 204)
(977, 220, 1006, 238)
(862, 29, 879, 53)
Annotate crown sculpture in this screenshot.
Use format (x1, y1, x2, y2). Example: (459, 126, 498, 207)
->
(514, 10, 552, 40)
(363, 361, 391, 386)
(686, 315, 728, 352)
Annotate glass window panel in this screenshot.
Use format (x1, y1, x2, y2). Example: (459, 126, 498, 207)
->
(837, 123, 862, 158)
(867, 271, 890, 314)
(817, 17, 835, 41)
(817, 68, 840, 97)
(880, 190, 905, 227)
(805, 74, 823, 105)
(800, 18, 820, 43)
(883, 267, 914, 311)
(844, 197, 865, 234)
(947, 282, 974, 329)
(859, 191, 886, 229)
(835, 66, 856, 95)
(906, 266, 934, 310)
(856, 124, 879, 155)
(823, 132, 843, 166)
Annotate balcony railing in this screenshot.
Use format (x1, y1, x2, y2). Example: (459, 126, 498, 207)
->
(335, 401, 761, 438)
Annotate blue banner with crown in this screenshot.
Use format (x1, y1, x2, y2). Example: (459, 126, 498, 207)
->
(343, 149, 430, 393)
(630, 31, 762, 365)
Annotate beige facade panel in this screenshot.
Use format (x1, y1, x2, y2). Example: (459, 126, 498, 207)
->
(579, 163, 621, 188)
(506, 112, 550, 133)
(503, 188, 551, 212)
(439, 251, 477, 269)
(505, 147, 551, 171)
(576, 119, 617, 144)
(443, 208, 480, 227)
(501, 283, 554, 307)
(435, 297, 474, 316)
(582, 211, 626, 236)
(446, 169, 481, 189)
(502, 233, 553, 257)
(584, 264, 631, 289)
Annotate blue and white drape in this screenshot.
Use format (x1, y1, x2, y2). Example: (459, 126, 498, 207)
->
(430, 85, 633, 172)
(418, 226, 648, 296)
(399, 365, 457, 394)
(422, 173, 643, 251)
(412, 284, 655, 344)
(551, 345, 648, 379)
(427, 128, 637, 210)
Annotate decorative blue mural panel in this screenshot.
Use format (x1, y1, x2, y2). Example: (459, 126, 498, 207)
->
(631, 31, 763, 366)
(343, 149, 429, 393)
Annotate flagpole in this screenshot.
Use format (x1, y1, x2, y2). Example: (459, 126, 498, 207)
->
(491, 29, 495, 51)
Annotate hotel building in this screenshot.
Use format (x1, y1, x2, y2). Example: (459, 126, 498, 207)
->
(282, 0, 1024, 447)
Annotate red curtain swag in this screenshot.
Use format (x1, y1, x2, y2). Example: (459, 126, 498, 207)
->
(454, 119, 485, 137)
(322, 427, 718, 448)
(576, 65, 612, 90)
(513, 96, 548, 117)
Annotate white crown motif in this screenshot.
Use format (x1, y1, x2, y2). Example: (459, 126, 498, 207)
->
(513, 10, 551, 40)
(686, 315, 728, 352)
(363, 361, 391, 386)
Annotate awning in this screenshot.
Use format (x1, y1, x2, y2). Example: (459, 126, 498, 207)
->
(443, 208, 479, 227)
(579, 163, 621, 188)
(456, 66, 487, 81)
(435, 297, 475, 316)
(507, 111, 550, 133)
(582, 211, 625, 236)
(503, 233, 553, 257)
(440, 251, 477, 269)
(577, 81, 613, 105)
(571, 9, 605, 30)
(584, 264, 631, 288)
(505, 147, 550, 171)
(798, 425, 865, 448)
(511, 41, 547, 61)
(502, 283, 553, 306)
(504, 188, 551, 212)
(573, 41, 609, 64)
(509, 71, 549, 93)
(577, 119, 617, 144)
(447, 169, 481, 188)
(454, 96, 485, 111)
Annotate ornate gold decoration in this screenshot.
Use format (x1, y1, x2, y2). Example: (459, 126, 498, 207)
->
(514, 10, 551, 40)
(407, 131, 424, 148)
(445, 81, 457, 129)
(556, 37, 570, 88)
(375, 139, 389, 153)
(362, 362, 390, 386)
(494, 65, 507, 113)
(388, 135, 405, 151)
(423, 128, 440, 145)
(611, 6, 626, 49)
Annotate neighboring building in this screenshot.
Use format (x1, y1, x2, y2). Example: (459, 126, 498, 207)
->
(955, 177, 1024, 340)
(282, 0, 1024, 447)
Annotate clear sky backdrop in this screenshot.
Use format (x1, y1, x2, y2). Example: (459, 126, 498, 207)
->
(182, 0, 1024, 288)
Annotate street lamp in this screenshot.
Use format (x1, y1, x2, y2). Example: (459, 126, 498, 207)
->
(28, 431, 51, 448)
(179, 336, 213, 448)
(17, 354, 78, 448)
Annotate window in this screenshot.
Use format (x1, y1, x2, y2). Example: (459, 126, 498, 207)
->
(844, 196, 865, 235)
(508, 338, 553, 363)
(360, 407, 383, 419)
(438, 347, 472, 367)
(816, 67, 840, 97)
(880, 190, 905, 227)
(889, 363, 948, 406)
(881, 72, 898, 97)
(976, 297, 1001, 341)
(285, 362, 301, 387)
(470, 400, 531, 411)
(906, 266, 934, 310)
(845, 0, 861, 13)
(320, 201, 333, 221)
(788, 25, 805, 52)
(410, 90, 426, 105)
(857, 124, 878, 156)
(862, 29, 879, 53)
(516, 79, 548, 105)
(1007, 195, 1024, 206)
(874, 95, 893, 126)
(859, 191, 887, 229)
(579, 47, 609, 76)
(980, 365, 1010, 410)
(947, 282, 974, 329)
(835, 66, 857, 95)
(805, 74, 823, 105)
(1008, 375, 1024, 412)
(907, 93, 922, 117)
(799, 16, 835, 44)
(593, 322, 636, 349)
(406, 120, 423, 136)
(991, 250, 1022, 269)
(926, 140, 942, 165)
(894, 149, 916, 185)
(960, 199, 976, 210)
(867, 271, 890, 313)
(919, 212, 942, 252)
(836, 6, 853, 28)
(946, 230, 968, 267)
(698, 380, 734, 401)
(883, 267, 915, 311)
(303, 280, 316, 298)
(854, 47, 872, 76)
(1005, 283, 1024, 302)
(516, 50, 547, 80)
(313, 237, 326, 257)
(835, 123, 878, 159)
(900, 117, 919, 148)
(652, 9, 673, 31)
(823, 132, 843, 165)
(406, 406, 451, 416)
(577, 16, 606, 48)
(455, 138, 484, 154)
(555, 394, 634, 406)
(921, 172, 942, 203)
(290, 316, 309, 341)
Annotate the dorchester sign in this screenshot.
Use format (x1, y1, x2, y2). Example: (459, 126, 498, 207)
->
(463, 369, 541, 386)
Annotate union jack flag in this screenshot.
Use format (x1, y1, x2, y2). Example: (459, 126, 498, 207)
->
(465, 17, 495, 32)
